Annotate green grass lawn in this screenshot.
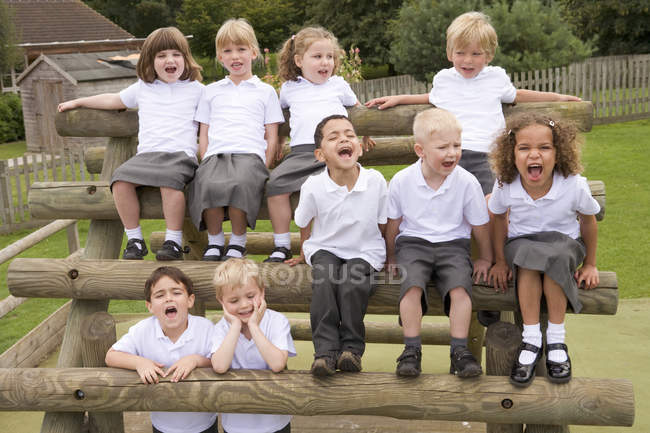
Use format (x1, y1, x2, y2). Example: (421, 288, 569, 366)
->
(0, 140, 27, 160)
(0, 118, 648, 354)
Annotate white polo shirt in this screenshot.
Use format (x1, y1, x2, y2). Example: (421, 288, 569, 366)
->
(195, 75, 284, 163)
(388, 161, 489, 243)
(429, 66, 517, 153)
(111, 314, 217, 433)
(294, 165, 388, 270)
(280, 75, 357, 146)
(119, 79, 203, 158)
(488, 172, 600, 239)
(211, 309, 296, 433)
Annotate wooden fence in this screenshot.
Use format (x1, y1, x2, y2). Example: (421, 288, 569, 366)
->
(351, 54, 650, 124)
(0, 150, 95, 233)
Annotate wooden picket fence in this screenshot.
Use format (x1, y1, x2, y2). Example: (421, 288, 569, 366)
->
(0, 149, 95, 233)
(351, 54, 650, 124)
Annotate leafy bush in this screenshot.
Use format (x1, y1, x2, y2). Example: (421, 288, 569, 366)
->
(390, 0, 593, 82)
(0, 93, 25, 143)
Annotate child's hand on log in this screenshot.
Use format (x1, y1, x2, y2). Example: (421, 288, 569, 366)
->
(135, 358, 165, 384)
(166, 355, 200, 382)
(472, 258, 491, 284)
(365, 95, 400, 110)
(489, 261, 511, 293)
(575, 264, 599, 290)
(285, 252, 305, 267)
(362, 135, 376, 151)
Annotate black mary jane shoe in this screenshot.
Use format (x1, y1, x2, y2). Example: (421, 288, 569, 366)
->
(545, 343, 572, 384)
(223, 244, 247, 261)
(510, 342, 542, 387)
(263, 246, 293, 263)
(202, 244, 225, 262)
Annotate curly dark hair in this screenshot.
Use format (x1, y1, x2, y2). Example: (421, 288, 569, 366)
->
(489, 111, 583, 185)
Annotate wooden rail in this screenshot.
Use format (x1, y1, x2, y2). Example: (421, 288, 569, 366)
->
(0, 368, 634, 426)
(7, 259, 619, 315)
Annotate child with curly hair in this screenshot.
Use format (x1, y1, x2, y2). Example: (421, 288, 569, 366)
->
(488, 112, 600, 387)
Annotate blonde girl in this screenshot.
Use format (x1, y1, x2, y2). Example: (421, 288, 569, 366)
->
(58, 27, 204, 260)
(187, 19, 284, 261)
(488, 112, 600, 387)
(263, 27, 373, 263)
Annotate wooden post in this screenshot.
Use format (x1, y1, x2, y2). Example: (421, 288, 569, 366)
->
(66, 221, 80, 254)
(80, 312, 124, 433)
(182, 218, 207, 316)
(485, 321, 523, 433)
(467, 312, 485, 365)
(40, 132, 136, 433)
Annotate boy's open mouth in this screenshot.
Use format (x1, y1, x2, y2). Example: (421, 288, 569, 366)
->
(165, 306, 177, 318)
(442, 160, 455, 168)
(338, 146, 353, 159)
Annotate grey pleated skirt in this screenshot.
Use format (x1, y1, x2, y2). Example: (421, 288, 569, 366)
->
(266, 144, 325, 196)
(505, 231, 586, 313)
(187, 153, 269, 230)
(110, 151, 198, 191)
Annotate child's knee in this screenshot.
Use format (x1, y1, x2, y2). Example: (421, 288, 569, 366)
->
(401, 286, 423, 304)
(448, 286, 471, 305)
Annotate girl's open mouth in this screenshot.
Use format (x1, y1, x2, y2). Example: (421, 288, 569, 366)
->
(528, 164, 542, 179)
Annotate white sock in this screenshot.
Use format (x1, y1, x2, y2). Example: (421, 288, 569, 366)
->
(546, 321, 568, 362)
(165, 229, 182, 246)
(205, 232, 225, 257)
(270, 232, 291, 259)
(125, 226, 143, 243)
(519, 323, 542, 364)
(227, 233, 247, 258)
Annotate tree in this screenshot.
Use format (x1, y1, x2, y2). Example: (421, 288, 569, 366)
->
(305, 0, 403, 66)
(389, 0, 593, 82)
(84, 0, 182, 37)
(558, 0, 650, 55)
(0, 1, 23, 74)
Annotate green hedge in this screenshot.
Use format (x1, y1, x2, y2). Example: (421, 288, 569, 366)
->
(0, 93, 25, 143)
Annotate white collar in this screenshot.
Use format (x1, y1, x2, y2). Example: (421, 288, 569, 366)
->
(322, 164, 368, 193)
(414, 159, 456, 194)
(511, 171, 563, 200)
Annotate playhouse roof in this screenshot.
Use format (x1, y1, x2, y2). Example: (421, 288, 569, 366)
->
(5, 0, 134, 45)
(17, 50, 139, 85)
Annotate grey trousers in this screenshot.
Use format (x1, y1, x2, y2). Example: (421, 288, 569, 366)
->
(310, 249, 376, 357)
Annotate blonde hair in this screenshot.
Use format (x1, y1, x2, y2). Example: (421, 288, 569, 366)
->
(213, 258, 264, 300)
(446, 11, 498, 61)
(490, 112, 583, 185)
(278, 27, 342, 82)
(137, 27, 202, 83)
(413, 108, 462, 144)
(215, 18, 260, 58)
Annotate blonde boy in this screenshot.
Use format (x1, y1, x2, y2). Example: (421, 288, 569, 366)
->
(211, 258, 295, 433)
(106, 266, 217, 433)
(386, 108, 492, 377)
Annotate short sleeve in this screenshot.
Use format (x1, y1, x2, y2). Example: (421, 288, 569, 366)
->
(279, 82, 290, 109)
(194, 86, 211, 124)
(264, 87, 285, 125)
(387, 175, 403, 220)
(428, 71, 444, 106)
(294, 178, 316, 228)
(488, 180, 509, 215)
(376, 174, 389, 224)
(496, 67, 517, 103)
(463, 178, 490, 226)
(575, 176, 601, 215)
(210, 319, 229, 354)
(111, 324, 140, 355)
(337, 77, 358, 107)
(119, 80, 140, 109)
(268, 313, 296, 356)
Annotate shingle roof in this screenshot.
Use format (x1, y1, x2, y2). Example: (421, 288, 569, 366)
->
(6, 0, 134, 45)
(17, 50, 139, 84)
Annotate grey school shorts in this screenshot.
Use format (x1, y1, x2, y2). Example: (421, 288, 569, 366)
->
(459, 149, 494, 195)
(396, 236, 473, 316)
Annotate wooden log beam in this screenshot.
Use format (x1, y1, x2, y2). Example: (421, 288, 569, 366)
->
(8, 259, 619, 315)
(0, 368, 633, 426)
(27, 180, 606, 222)
(151, 231, 302, 256)
(56, 102, 593, 138)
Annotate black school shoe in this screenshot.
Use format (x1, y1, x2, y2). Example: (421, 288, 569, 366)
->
(510, 342, 542, 387)
(396, 345, 422, 377)
(477, 310, 501, 327)
(155, 240, 189, 261)
(337, 351, 362, 372)
(123, 238, 148, 260)
(263, 246, 292, 263)
(546, 343, 572, 383)
(202, 244, 225, 262)
(310, 354, 337, 376)
(223, 244, 246, 261)
(450, 346, 482, 377)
